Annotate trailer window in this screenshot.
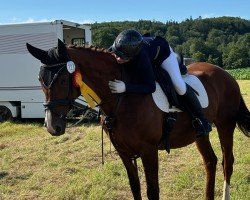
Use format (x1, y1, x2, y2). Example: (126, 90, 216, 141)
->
(72, 38, 85, 46)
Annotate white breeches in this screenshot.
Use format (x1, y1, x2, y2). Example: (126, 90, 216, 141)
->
(160, 48, 187, 95)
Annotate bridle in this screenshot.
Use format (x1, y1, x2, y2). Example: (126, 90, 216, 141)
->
(40, 60, 132, 164)
(39, 62, 76, 119)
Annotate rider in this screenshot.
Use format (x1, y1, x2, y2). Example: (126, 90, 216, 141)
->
(108, 29, 211, 137)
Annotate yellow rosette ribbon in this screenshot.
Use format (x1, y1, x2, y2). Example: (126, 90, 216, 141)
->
(74, 70, 101, 108)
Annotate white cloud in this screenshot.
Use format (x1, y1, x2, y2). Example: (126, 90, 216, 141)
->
(24, 18, 53, 23)
(201, 13, 218, 19)
(201, 13, 248, 19)
(0, 17, 95, 25)
(0, 17, 55, 25)
(80, 19, 95, 24)
(66, 19, 95, 24)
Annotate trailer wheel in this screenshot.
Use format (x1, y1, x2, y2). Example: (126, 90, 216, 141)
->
(0, 106, 13, 122)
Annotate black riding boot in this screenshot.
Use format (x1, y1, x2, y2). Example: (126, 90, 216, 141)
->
(180, 84, 212, 138)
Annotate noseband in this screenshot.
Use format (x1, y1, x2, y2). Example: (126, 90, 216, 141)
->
(39, 62, 75, 119)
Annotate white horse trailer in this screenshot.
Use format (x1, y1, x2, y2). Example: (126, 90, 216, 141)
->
(0, 20, 94, 121)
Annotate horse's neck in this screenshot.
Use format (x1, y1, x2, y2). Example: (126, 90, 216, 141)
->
(75, 49, 121, 114)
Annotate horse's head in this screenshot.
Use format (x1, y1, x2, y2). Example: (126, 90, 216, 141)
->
(26, 39, 80, 136)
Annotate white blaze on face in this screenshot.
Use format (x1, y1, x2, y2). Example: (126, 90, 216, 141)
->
(44, 110, 48, 127)
(222, 181, 230, 200)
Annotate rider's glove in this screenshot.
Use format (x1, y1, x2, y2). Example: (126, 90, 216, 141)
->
(108, 79, 126, 93)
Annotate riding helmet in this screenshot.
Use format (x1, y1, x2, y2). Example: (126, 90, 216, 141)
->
(112, 29, 143, 59)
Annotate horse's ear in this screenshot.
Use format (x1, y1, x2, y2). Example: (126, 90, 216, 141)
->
(26, 43, 50, 63)
(56, 39, 69, 61)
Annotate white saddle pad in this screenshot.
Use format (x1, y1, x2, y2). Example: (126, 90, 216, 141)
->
(152, 74, 208, 113)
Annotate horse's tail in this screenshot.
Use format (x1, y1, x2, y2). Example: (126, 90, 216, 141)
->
(237, 95, 250, 137)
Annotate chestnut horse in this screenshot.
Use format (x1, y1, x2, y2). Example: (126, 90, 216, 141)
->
(26, 40, 250, 200)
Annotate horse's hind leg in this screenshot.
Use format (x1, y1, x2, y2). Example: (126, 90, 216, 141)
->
(196, 137, 218, 200)
(215, 121, 236, 200)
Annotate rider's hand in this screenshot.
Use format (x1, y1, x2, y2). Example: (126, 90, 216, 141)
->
(108, 79, 126, 93)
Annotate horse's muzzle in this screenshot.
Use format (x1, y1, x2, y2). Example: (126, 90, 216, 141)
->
(45, 110, 66, 136)
(47, 124, 66, 136)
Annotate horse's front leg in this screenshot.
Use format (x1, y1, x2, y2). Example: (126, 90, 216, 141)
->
(141, 145, 159, 200)
(120, 154, 142, 200)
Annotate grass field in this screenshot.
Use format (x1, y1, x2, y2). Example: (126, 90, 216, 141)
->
(0, 80, 249, 200)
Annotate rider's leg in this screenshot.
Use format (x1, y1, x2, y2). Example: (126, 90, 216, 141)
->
(160, 51, 212, 137)
(180, 84, 212, 137)
(161, 50, 187, 95)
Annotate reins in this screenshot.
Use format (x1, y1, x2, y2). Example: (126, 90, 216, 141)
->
(99, 65, 139, 166)
(100, 94, 124, 164)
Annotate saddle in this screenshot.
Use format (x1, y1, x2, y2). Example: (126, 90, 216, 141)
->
(154, 58, 208, 153)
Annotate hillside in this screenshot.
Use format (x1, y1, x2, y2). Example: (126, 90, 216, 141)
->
(91, 17, 250, 69)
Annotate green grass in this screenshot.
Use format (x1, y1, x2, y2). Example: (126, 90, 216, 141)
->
(0, 80, 250, 200)
(226, 67, 250, 80)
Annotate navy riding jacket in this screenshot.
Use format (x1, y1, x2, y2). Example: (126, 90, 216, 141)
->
(124, 36, 171, 94)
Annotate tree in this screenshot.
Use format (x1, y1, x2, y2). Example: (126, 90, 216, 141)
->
(207, 29, 227, 46)
(193, 52, 206, 62)
(92, 27, 119, 48)
(91, 17, 250, 68)
(223, 44, 249, 69)
(167, 36, 181, 48)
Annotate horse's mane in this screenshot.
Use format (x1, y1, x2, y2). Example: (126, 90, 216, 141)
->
(67, 44, 118, 70)
(68, 44, 111, 55)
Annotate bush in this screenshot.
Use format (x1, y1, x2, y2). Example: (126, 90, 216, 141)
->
(226, 67, 250, 80)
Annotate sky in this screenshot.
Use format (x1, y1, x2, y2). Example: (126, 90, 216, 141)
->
(0, 0, 249, 25)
